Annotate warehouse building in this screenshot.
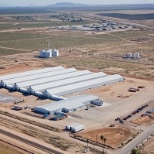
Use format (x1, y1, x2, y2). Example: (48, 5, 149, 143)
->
(0, 66, 65, 88)
(4, 68, 77, 90)
(0, 66, 64, 81)
(42, 74, 124, 98)
(26, 72, 106, 95)
(0, 66, 125, 100)
(10, 70, 91, 91)
(34, 95, 99, 115)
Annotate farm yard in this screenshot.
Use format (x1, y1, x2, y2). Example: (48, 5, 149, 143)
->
(0, 4, 154, 154)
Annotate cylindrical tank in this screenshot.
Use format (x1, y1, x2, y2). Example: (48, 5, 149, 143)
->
(52, 49, 59, 57)
(133, 53, 140, 59)
(126, 53, 132, 58)
(40, 49, 46, 58)
(45, 49, 52, 58)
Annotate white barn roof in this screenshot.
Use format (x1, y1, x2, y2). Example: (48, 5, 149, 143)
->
(34, 95, 98, 113)
(28, 72, 106, 92)
(0, 66, 64, 80)
(3, 68, 76, 85)
(11, 70, 91, 89)
(43, 74, 124, 96)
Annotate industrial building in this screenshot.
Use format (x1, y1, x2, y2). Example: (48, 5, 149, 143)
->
(65, 123, 85, 133)
(10, 70, 91, 91)
(42, 74, 124, 98)
(0, 66, 125, 100)
(0, 66, 64, 81)
(33, 95, 99, 115)
(4, 68, 77, 90)
(26, 72, 106, 95)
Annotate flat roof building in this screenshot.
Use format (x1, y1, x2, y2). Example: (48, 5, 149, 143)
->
(34, 95, 99, 115)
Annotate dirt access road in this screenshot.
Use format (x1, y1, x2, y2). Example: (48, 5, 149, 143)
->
(0, 125, 66, 154)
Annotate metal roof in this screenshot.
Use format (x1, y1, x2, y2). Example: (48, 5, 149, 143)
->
(34, 95, 98, 112)
(11, 70, 91, 88)
(28, 72, 106, 92)
(43, 74, 124, 96)
(0, 66, 64, 80)
(3, 68, 76, 85)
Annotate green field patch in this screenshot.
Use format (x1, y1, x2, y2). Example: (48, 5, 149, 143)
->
(0, 33, 122, 51)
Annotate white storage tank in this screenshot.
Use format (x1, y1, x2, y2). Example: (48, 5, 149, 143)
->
(40, 49, 46, 58)
(133, 53, 140, 59)
(52, 49, 59, 57)
(46, 49, 52, 58)
(126, 53, 132, 58)
(39, 49, 53, 58)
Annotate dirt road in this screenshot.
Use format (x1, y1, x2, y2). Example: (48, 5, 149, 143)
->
(0, 128, 63, 154)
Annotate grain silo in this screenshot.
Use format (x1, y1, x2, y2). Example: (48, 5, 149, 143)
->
(46, 49, 52, 58)
(40, 49, 46, 58)
(133, 53, 140, 59)
(52, 49, 59, 57)
(126, 53, 132, 58)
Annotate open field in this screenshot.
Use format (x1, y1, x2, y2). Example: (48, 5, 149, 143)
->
(0, 28, 153, 79)
(97, 13, 154, 20)
(77, 127, 136, 149)
(0, 20, 96, 30)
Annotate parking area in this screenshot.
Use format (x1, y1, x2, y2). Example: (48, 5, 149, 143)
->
(114, 100, 154, 125)
(0, 92, 22, 104)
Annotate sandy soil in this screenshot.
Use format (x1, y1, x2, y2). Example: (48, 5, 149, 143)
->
(0, 125, 67, 154)
(0, 141, 23, 154)
(77, 126, 135, 149)
(140, 137, 154, 154)
(131, 113, 154, 125)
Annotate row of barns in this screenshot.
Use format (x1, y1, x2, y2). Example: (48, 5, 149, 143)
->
(0, 66, 125, 100)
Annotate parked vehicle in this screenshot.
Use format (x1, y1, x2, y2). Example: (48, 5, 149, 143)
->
(12, 106, 22, 111)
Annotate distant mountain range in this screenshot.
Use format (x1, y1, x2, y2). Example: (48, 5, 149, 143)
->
(48, 2, 87, 7)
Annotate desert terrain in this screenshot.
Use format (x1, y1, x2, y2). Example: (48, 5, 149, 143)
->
(0, 4, 154, 154)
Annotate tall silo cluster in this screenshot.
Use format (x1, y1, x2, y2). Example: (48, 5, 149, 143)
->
(40, 49, 59, 58)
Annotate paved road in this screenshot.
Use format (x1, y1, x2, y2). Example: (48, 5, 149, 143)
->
(0, 128, 63, 154)
(82, 14, 154, 30)
(120, 125, 154, 154)
(119, 21, 154, 30)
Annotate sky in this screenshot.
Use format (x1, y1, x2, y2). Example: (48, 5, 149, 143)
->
(0, 0, 153, 7)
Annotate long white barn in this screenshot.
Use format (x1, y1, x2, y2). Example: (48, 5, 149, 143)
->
(0, 66, 125, 100)
(42, 74, 124, 98)
(10, 70, 92, 90)
(3, 68, 76, 88)
(0, 66, 64, 80)
(27, 72, 106, 94)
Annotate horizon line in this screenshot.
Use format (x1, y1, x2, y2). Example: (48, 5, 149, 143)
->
(1, 3, 154, 8)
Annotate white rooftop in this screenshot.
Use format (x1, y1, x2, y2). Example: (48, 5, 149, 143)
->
(34, 95, 98, 112)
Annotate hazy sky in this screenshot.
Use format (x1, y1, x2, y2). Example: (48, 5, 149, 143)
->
(0, 0, 153, 7)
